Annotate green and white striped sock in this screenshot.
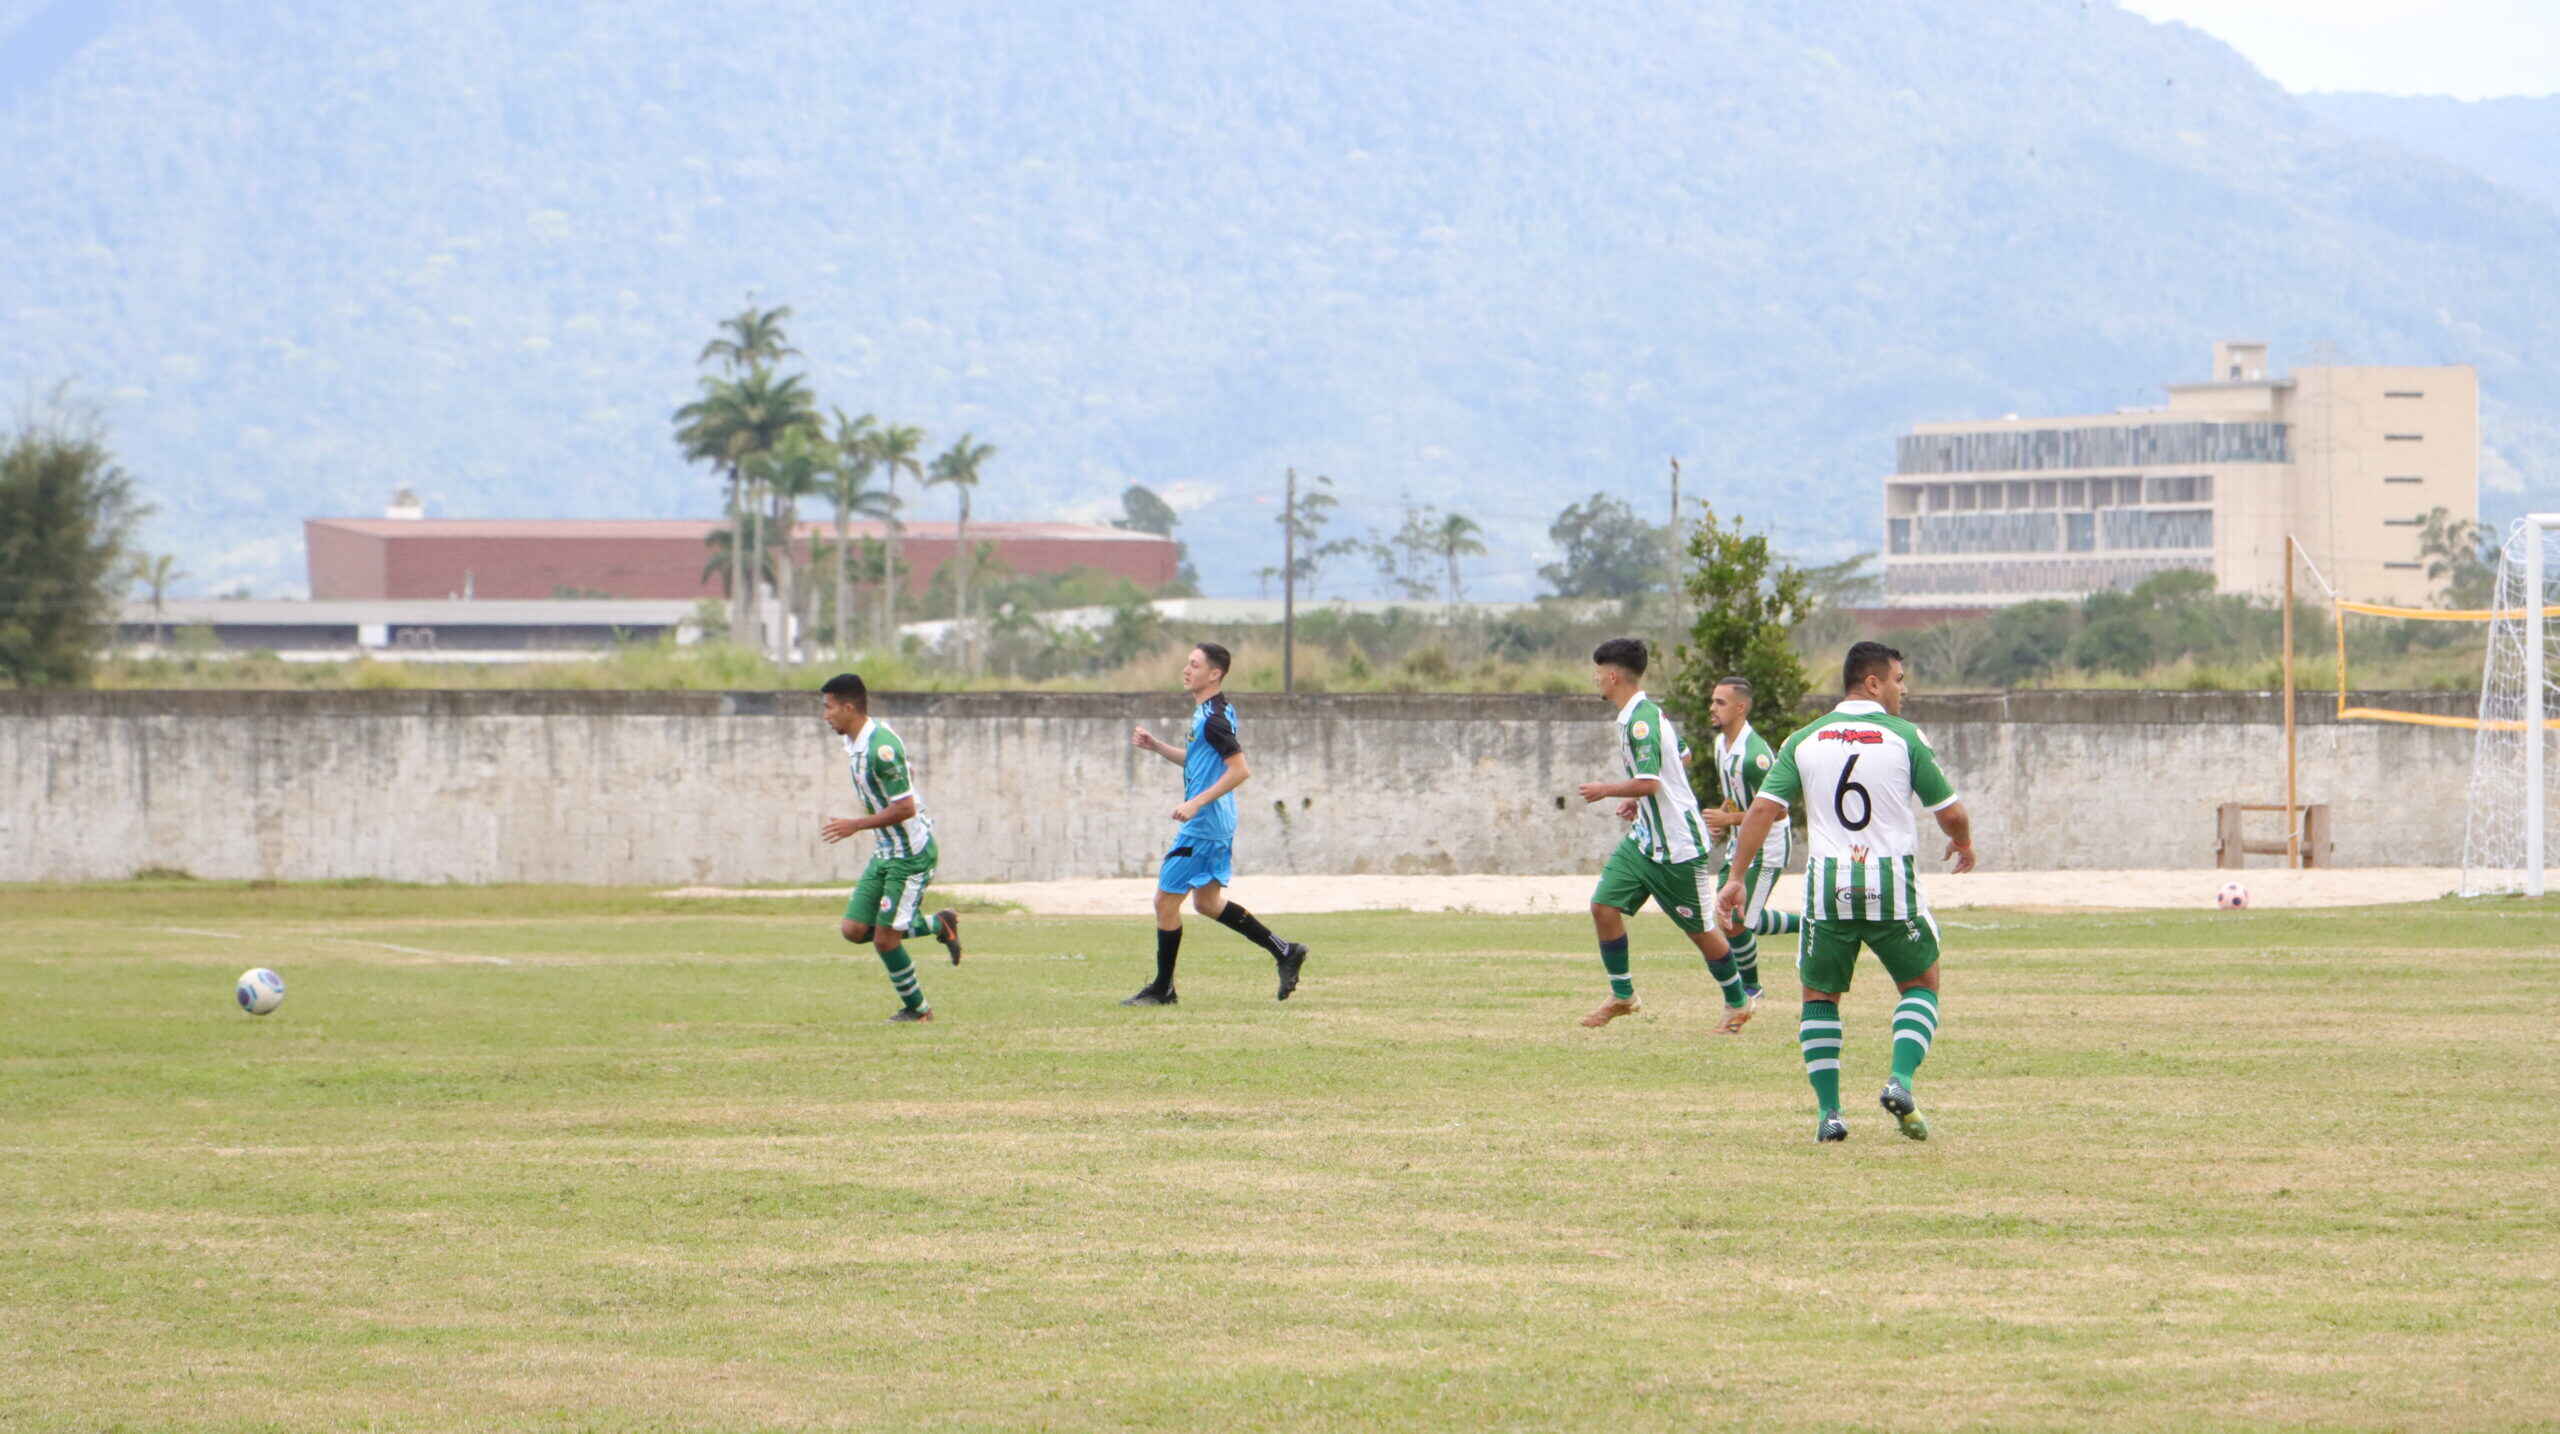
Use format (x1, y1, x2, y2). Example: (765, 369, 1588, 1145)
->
(1599, 936, 1633, 1001)
(1799, 1000, 1843, 1114)
(1728, 929, 1762, 993)
(1891, 988, 1938, 1087)
(1705, 951, 1747, 1008)
(1755, 910, 1801, 936)
(879, 945, 927, 1012)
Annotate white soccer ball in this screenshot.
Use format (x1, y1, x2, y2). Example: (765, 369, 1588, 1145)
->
(236, 967, 286, 1015)
(2215, 882, 2250, 910)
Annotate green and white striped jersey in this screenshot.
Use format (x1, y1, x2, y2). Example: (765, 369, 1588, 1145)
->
(1754, 700, 1958, 921)
(1615, 690, 1709, 865)
(844, 718, 934, 858)
(1712, 722, 1792, 870)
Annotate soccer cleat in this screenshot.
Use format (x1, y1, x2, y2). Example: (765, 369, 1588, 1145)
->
(888, 1007, 933, 1023)
(1880, 1080, 1928, 1141)
(1716, 993, 1757, 1035)
(1579, 996, 1640, 1028)
(1274, 942, 1308, 1000)
(1119, 987, 1178, 1006)
(1816, 1112, 1848, 1143)
(933, 909, 964, 965)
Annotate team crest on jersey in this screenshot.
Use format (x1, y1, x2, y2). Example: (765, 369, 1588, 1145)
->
(1631, 720, 1650, 739)
(1756, 753, 1772, 770)
(876, 744, 897, 763)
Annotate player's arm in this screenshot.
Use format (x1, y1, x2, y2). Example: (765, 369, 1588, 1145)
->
(1908, 731, 1974, 872)
(1578, 711, 1665, 803)
(821, 795, 916, 843)
(1710, 793, 1792, 906)
(1130, 725, 1184, 765)
(1174, 751, 1250, 821)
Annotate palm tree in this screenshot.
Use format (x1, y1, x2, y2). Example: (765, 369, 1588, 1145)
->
(673, 367, 819, 646)
(1433, 512, 1487, 603)
(698, 304, 798, 374)
(743, 426, 836, 658)
(863, 423, 926, 648)
(130, 552, 184, 647)
(926, 433, 997, 673)
(826, 410, 898, 660)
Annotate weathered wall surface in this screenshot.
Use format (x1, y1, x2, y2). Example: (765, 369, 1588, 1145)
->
(0, 689, 2476, 884)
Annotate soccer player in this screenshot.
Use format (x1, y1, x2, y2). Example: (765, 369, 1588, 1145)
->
(818, 673, 962, 1023)
(1700, 675, 1803, 1030)
(1719, 641, 1976, 1142)
(1573, 638, 1740, 1029)
(1119, 642, 1309, 1007)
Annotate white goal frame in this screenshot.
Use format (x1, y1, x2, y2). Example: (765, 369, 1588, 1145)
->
(2528, 514, 2554, 897)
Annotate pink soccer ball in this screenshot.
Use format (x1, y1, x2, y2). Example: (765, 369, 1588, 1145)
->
(2216, 882, 2249, 910)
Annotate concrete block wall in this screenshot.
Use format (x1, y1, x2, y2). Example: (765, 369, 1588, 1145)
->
(0, 688, 2479, 884)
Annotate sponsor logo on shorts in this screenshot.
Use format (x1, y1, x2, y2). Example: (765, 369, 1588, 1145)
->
(1675, 905, 1695, 917)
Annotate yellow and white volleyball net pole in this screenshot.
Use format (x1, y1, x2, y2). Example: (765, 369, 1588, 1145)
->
(2292, 520, 2560, 896)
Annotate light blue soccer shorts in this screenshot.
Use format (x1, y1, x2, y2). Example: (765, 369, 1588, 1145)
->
(1158, 839, 1235, 893)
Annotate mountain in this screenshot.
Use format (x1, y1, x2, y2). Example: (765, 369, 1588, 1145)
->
(2299, 93, 2560, 217)
(5, 0, 2559, 599)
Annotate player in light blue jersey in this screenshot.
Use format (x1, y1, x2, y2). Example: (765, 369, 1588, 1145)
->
(1120, 642, 1309, 1007)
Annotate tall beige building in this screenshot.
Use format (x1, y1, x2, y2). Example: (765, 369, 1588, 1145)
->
(1881, 342, 2478, 608)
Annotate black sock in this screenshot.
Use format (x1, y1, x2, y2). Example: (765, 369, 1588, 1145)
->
(1216, 902, 1285, 957)
(1153, 927, 1182, 991)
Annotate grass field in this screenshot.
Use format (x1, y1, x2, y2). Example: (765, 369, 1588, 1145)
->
(5, 882, 2557, 1433)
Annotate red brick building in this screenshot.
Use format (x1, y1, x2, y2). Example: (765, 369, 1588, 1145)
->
(305, 517, 1180, 601)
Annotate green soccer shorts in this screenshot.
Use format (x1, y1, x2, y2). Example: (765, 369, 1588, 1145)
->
(845, 843, 939, 932)
(1716, 858, 1788, 932)
(1591, 840, 1711, 935)
(1797, 913, 1941, 994)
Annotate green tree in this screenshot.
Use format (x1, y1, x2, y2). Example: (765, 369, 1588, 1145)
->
(673, 365, 819, 646)
(2418, 506, 2498, 609)
(863, 423, 927, 647)
(825, 410, 898, 659)
(1279, 470, 1359, 598)
(130, 551, 185, 647)
(697, 304, 799, 373)
(741, 426, 836, 655)
(1976, 600, 2078, 686)
(0, 414, 147, 687)
(1433, 511, 1487, 603)
(1664, 503, 1816, 796)
(926, 434, 997, 673)
(1539, 492, 1668, 600)
(1366, 503, 1443, 600)
(1114, 483, 1199, 594)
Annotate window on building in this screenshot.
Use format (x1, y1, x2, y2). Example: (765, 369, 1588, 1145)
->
(1981, 484, 2005, 510)
(1927, 483, 1951, 512)
(2383, 562, 2422, 570)
(2066, 512, 2095, 552)
(2384, 475, 2423, 485)
(1954, 484, 1978, 512)
(2384, 433, 2423, 442)
(2063, 479, 2086, 506)
(2382, 516, 2424, 527)
(1888, 518, 1911, 555)
(2008, 481, 2032, 509)
(2033, 480, 2058, 508)
(2384, 390, 2424, 399)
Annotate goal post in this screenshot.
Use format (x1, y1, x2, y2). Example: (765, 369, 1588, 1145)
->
(2459, 514, 2560, 898)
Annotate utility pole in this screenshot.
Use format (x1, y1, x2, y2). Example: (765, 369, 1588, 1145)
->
(1666, 457, 1683, 634)
(1282, 467, 1297, 695)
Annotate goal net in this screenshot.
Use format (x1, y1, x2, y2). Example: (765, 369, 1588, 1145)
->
(2460, 516, 2560, 898)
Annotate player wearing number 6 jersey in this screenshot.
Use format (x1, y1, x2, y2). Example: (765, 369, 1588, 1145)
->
(1719, 641, 1976, 1142)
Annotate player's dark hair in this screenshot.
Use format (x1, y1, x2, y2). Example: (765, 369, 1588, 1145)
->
(820, 672, 868, 704)
(1194, 642, 1232, 676)
(1715, 675, 1754, 701)
(1843, 641, 1903, 691)
(1591, 637, 1648, 676)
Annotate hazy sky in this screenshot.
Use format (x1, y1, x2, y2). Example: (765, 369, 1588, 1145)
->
(2123, 0, 2560, 99)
